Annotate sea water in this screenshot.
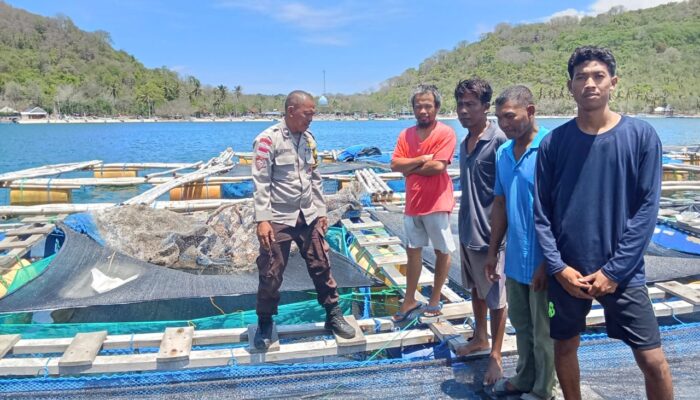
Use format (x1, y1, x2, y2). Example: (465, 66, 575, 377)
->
(1, 117, 698, 205)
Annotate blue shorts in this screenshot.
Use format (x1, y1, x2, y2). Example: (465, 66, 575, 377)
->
(547, 276, 661, 350)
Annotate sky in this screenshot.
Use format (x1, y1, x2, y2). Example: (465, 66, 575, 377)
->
(5, 0, 683, 95)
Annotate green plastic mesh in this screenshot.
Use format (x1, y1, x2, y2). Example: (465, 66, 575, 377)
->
(0, 255, 55, 297)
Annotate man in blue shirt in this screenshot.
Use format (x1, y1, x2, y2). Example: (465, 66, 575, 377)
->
(486, 85, 555, 400)
(534, 46, 673, 400)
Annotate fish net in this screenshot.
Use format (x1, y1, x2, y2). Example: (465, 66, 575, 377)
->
(92, 182, 364, 273)
(1, 322, 699, 399)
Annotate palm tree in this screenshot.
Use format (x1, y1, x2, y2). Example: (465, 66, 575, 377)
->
(188, 77, 202, 103)
(233, 85, 242, 117)
(214, 85, 227, 116)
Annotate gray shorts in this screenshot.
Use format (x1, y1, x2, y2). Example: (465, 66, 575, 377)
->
(403, 212, 456, 254)
(460, 243, 506, 310)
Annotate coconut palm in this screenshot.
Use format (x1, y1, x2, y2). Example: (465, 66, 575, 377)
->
(214, 84, 227, 116)
(188, 77, 202, 103)
(233, 85, 242, 117)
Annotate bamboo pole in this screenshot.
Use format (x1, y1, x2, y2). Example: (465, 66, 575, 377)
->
(7, 178, 148, 187)
(359, 169, 386, 195)
(8, 183, 82, 190)
(0, 161, 461, 190)
(0, 203, 114, 216)
(0, 160, 102, 183)
(353, 170, 374, 195)
(358, 169, 381, 193)
(661, 185, 700, 191)
(0, 199, 252, 217)
(98, 162, 195, 169)
(366, 169, 393, 194)
(0, 175, 258, 188)
(124, 149, 235, 205)
(663, 164, 700, 172)
(124, 164, 233, 205)
(663, 181, 700, 186)
(145, 162, 203, 180)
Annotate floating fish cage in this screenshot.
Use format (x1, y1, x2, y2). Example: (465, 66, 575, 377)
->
(0, 145, 699, 397)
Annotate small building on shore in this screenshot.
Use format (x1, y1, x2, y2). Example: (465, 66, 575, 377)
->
(20, 106, 48, 120)
(0, 106, 19, 121)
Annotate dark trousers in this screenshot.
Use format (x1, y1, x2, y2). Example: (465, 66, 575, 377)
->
(256, 215, 339, 317)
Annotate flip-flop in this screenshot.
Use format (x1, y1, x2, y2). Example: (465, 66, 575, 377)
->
(392, 302, 424, 323)
(421, 302, 443, 317)
(491, 377, 523, 396)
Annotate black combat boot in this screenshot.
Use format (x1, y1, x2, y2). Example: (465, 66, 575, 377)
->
(324, 304, 356, 339)
(253, 316, 273, 350)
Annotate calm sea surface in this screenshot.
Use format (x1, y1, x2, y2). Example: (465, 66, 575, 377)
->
(1, 117, 698, 204)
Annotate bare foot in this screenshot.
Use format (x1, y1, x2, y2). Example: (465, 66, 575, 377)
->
(483, 356, 503, 385)
(455, 338, 489, 356)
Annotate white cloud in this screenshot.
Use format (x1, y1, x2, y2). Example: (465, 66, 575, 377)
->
(475, 22, 495, 38)
(543, 0, 683, 21)
(301, 35, 349, 46)
(216, 1, 405, 45)
(218, 0, 400, 31)
(588, 0, 682, 14)
(547, 8, 588, 19)
(169, 65, 188, 73)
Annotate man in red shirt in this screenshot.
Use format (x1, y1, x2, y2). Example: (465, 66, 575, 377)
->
(390, 84, 457, 322)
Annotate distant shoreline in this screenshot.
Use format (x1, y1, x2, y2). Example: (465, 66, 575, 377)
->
(7, 113, 700, 125)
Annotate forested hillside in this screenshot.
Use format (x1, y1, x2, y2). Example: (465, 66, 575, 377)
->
(371, 0, 700, 115)
(0, 1, 258, 117)
(0, 0, 698, 116)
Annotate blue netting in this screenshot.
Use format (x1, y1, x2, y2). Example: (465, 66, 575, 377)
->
(652, 223, 700, 256)
(220, 181, 254, 198)
(63, 213, 104, 245)
(2, 322, 699, 398)
(336, 145, 382, 162)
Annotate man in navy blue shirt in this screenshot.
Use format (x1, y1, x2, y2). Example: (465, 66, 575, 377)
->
(534, 47, 673, 399)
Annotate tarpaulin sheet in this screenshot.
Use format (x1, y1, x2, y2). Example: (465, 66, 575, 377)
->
(0, 225, 380, 313)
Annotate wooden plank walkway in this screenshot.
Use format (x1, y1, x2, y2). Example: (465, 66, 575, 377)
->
(0, 221, 55, 270)
(3, 223, 55, 237)
(0, 335, 20, 359)
(59, 331, 108, 367)
(0, 280, 696, 377)
(342, 214, 466, 313)
(157, 327, 194, 362)
(655, 281, 700, 305)
(247, 323, 280, 353)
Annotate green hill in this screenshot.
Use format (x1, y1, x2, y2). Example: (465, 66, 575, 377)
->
(0, 1, 698, 116)
(0, 1, 261, 117)
(370, 0, 700, 115)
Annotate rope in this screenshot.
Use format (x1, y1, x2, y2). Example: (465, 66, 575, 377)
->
(210, 297, 227, 315)
(227, 347, 238, 368)
(360, 287, 370, 319)
(46, 176, 53, 202)
(670, 301, 687, 325)
(373, 318, 382, 334)
(18, 178, 25, 202)
(41, 357, 52, 378)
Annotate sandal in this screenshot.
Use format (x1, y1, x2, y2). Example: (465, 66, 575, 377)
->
(492, 377, 523, 396)
(421, 302, 443, 317)
(392, 302, 424, 323)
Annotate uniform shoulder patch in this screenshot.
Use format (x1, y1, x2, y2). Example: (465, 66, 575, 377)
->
(256, 136, 273, 159)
